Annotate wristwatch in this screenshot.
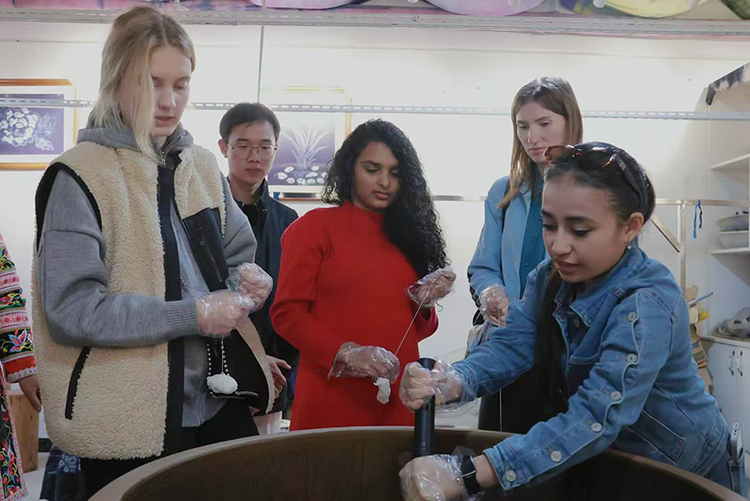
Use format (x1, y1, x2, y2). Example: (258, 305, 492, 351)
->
(460, 454, 483, 496)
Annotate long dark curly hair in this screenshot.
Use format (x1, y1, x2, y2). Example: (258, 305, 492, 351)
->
(322, 119, 448, 277)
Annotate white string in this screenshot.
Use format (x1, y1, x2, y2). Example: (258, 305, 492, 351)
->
(395, 281, 435, 356)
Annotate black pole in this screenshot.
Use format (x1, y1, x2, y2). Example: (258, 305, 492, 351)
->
(414, 357, 436, 458)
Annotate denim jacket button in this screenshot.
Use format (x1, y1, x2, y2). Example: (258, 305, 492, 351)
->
(550, 450, 562, 463)
(504, 470, 517, 483)
(628, 312, 638, 322)
(627, 354, 638, 364)
(591, 422, 603, 433)
(574, 319, 581, 327)
(610, 390, 622, 401)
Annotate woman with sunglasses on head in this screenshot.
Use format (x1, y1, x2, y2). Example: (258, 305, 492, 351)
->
(468, 77, 583, 434)
(271, 119, 454, 431)
(399, 142, 744, 500)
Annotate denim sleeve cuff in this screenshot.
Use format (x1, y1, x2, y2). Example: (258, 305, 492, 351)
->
(451, 362, 480, 403)
(484, 438, 529, 492)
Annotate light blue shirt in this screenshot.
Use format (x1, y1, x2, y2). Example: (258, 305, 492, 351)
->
(468, 176, 548, 303)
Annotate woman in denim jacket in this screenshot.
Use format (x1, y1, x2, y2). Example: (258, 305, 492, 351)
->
(400, 142, 744, 499)
(468, 77, 583, 433)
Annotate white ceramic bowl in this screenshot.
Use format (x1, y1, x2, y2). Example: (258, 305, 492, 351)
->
(717, 213, 749, 232)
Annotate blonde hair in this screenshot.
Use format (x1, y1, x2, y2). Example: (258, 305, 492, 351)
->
(90, 6, 195, 161)
(500, 76, 583, 208)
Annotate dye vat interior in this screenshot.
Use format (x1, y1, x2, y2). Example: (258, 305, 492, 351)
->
(91, 427, 743, 501)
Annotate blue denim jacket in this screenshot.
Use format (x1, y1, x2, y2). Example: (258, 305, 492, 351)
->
(454, 245, 729, 492)
(468, 177, 547, 302)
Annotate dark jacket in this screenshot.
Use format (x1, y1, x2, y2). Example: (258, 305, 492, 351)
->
(235, 180, 299, 413)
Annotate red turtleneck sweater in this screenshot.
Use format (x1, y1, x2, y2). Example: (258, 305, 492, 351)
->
(271, 201, 438, 430)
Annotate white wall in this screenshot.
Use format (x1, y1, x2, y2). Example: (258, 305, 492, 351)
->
(3, 20, 750, 434)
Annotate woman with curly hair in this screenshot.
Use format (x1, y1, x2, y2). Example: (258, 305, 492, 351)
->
(271, 119, 454, 430)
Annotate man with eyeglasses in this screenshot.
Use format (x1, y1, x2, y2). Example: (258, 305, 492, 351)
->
(219, 102, 299, 434)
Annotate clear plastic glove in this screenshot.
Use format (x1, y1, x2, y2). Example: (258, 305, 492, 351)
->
(399, 359, 474, 411)
(196, 290, 255, 338)
(407, 268, 457, 308)
(328, 342, 401, 383)
(400, 454, 467, 501)
(479, 285, 510, 327)
(226, 262, 273, 312)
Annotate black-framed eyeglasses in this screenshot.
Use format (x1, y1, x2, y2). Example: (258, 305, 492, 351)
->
(544, 145, 643, 209)
(228, 143, 277, 161)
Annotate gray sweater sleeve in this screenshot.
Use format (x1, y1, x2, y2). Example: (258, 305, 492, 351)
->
(221, 176, 256, 269)
(39, 170, 201, 348)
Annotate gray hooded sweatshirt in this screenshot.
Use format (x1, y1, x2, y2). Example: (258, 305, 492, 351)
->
(38, 122, 257, 427)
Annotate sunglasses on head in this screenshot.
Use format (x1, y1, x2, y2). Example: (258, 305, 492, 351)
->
(544, 145, 643, 210)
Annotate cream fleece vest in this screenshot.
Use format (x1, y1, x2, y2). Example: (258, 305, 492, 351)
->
(32, 141, 274, 460)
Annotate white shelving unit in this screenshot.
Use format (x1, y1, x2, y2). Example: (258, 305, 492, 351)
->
(709, 154, 750, 255)
(711, 153, 750, 170)
(704, 336, 750, 451)
(711, 246, 750, 255)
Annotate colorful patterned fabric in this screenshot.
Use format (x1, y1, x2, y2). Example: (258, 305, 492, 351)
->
(40, 445, 85, 501)
(0, 234, 36, 501)
(560, 0, 708, 18)
(0, 235, 37, 384)
(0, 406, 26, 501)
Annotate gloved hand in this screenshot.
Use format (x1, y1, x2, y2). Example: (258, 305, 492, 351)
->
(479, 285, 510, 327)
(407, 268, 456, 308)
(400, 454, 468, 501)
(196, 290, 255, 337)
(233, 262, 273, 312)
(328, 342, 401, 383)
(399, 359, 472, 411)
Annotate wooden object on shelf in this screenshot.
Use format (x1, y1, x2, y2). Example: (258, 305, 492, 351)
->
(7, 388, 38, 473)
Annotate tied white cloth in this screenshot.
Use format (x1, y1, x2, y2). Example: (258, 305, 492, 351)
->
(207, 373, 238, 394)
(375, 377, 391, 404)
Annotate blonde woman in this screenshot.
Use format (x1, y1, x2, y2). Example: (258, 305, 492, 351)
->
(467, 77, 583, 433)
(33, 7, 278, 496)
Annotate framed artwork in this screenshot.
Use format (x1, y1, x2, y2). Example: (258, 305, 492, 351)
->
(0, 79, 76, 171)
(261, 86, 351, 195)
